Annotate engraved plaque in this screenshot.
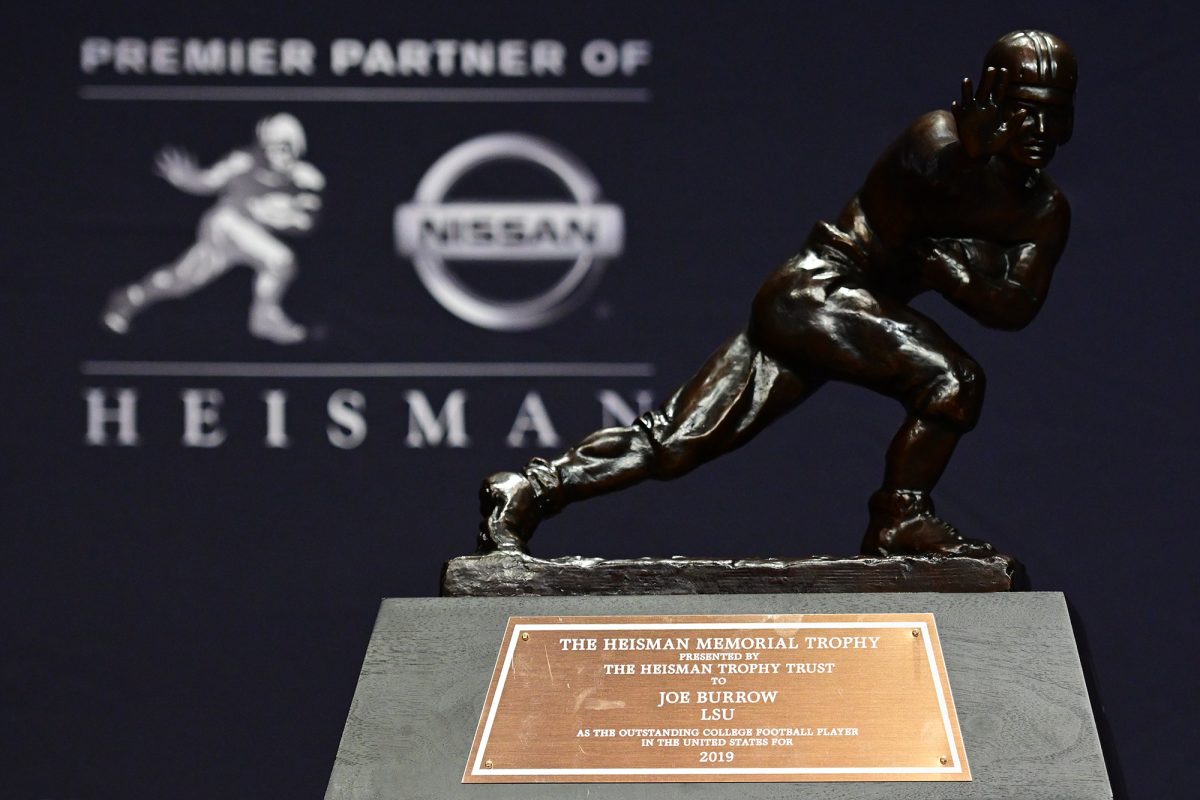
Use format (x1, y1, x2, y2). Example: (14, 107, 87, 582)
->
(464, 614, 970, 783)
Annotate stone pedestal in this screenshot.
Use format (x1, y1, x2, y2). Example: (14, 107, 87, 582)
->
(326, 593, 1111, 799)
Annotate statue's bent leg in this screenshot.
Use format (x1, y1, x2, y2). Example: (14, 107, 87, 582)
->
(751, 265, 993, 557)
(478, 331, 814, 553)
(844, 315, 993, 557)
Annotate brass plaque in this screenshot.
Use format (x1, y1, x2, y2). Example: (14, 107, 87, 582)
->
(463, 614, 970, 783)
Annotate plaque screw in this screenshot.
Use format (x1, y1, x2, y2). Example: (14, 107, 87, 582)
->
(520, 632, 530, 641)
(939, 756, 948, 765)
(485, 760, 494, 769)
(912, 629, 920, 638)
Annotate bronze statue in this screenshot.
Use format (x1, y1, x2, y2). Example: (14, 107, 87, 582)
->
(478, 31, 1076, 560)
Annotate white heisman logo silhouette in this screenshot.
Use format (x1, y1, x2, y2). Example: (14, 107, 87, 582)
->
(102, 113, 324, 345)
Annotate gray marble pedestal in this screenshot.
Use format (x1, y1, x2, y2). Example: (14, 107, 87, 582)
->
(326, 593, 1111, 799)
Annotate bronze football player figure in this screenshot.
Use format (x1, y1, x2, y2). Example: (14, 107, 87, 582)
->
(478, 31, 1077, 559)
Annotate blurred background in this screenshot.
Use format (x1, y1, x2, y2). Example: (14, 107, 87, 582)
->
(2, 2, 1195, 797)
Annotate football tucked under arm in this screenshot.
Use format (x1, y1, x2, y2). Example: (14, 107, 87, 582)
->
(919, 237, 1057, 330)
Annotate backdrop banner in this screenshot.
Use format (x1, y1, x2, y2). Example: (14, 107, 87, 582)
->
(2, 3, 1195, 798)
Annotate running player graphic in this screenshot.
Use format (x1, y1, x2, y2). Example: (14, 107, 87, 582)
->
(102, 113, 323, 344)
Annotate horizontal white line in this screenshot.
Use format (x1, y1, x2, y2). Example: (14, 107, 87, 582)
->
(78, 85, 652, 103)
(80, 361, 655, 378)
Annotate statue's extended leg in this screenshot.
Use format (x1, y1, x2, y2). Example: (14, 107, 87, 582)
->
(478, 332, 813, 553)
(476, 425, 655, 552)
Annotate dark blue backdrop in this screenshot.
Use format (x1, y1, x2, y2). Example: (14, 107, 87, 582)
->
(3, 2, 1196, 798)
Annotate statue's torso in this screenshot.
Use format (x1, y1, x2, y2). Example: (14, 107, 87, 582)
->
(832, 110, 1062, 298)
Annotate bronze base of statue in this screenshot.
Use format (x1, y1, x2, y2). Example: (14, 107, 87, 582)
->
(441, 550, 1026, 597)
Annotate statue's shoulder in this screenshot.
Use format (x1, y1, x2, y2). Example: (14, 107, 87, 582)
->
(899, 110, 959, 162)
(871, 110, 960, 190)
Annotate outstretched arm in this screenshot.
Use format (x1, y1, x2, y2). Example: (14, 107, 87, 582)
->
(154, 148, 253, 195)
(920, 200, 1070, 330)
